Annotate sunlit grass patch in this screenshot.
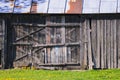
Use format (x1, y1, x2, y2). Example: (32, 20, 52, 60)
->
(0, 69, 120, 80)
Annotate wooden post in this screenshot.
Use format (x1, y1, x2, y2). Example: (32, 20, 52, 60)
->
(61, 16, 67, 63)
(80, 20, 83, 69)
(87, 20, 93, 70)
(117, 20, 120, 68)
(91, 20, 97, 68)
(106, 20, 111, 69)
(110, 20, 114, 69)
(83, 20, 87, 69)
(1, 19, 6, 69)
(96, 20, 100, 68)
(100, 20, 104, 69)
(113, 20, 117, 68)
(46, 16, 51, 63)
(103, 20, 107, 68)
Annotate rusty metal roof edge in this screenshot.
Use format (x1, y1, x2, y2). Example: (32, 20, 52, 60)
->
(0, 0, 120, 14)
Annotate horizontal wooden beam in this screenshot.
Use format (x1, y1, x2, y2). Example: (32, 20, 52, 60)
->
(13, 42, 80, 47)
(12, 23, 81, 27)
(38, 63, 80, 66)
(33, 42, 80, 48)
(47, 23, 81, 27)
(12, 23, 46, 27)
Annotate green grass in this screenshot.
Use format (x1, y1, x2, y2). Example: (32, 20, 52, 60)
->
(0, 69, 120, 80)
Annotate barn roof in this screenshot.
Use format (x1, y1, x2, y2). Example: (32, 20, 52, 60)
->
(0, 0, 119, 14)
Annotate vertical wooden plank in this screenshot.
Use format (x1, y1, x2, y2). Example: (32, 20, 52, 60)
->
(100, 20, 104, 69)
(79, 21, 83, 67)
(51, 47, 54, 63)
(46, 16, 51, 63)
(1, 19, 5, 69)
(91, 20, 97, 68)
(117, 20, 120, 68)
(83, 20, 87, 69)
(96, 20, 100, 68)
(0, 21, 1, 66)
(68, 47, 71, 63)
(106, 20, 111, 69)
(61, 16, 67, 63)
(60, 48, 63, 63)
(113, 20, 117, 68)
(110, 20, 114, 69)
(103, 20, 107, 68)
(44, 48, 47, 64)
(86, 20, 93, 70)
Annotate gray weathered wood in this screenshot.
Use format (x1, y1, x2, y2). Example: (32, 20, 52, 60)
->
(79, 22, 83, 67)
(16, 27, 45, 42)
(100, 20, 104, 69)
(103, 20, 107, 68)
(96, 20, 100, 68)
(113, 20, 117, 68)
(91, 20, 97, 68)
(110, 20, 114, 68)
(83, 20, 87, 69)
(106, 20, 111, 69)
(86, 20, 93, 70)
(117, 20, 120, 68)
(61, 16, 67, 63)
(46, 17, 51, 64)
(1, 19, 5, 69)
(12, 23, 81, 27)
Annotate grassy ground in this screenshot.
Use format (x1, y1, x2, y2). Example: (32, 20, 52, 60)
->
(0, 69, 120, 80)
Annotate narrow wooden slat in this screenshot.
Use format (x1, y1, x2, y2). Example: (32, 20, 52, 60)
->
(61, 16, 67, 63)
(46, 17, 51, 64)
(12, 23, 81, 27)
(117, 20, 120, 68)
(38, 63, 80, 66)
(103, 20, 107, 68)
(1, 19, 5, 69)
(110, 20, 114, 68)
(100, 20, 104, 69)
(33, 42, 80, 48)
(83, 20, 87, 69)
(44, 48, 47, 64)
(113, 20, 117, 68)
(68, 47, 71, 63)
(96, 20, 100, 68)
(91, 20, 97, 68)
(79, 22, 83, 67)
(106, 20, 111, 69)
(86, 20, 93, 70)
(51, 48, 55, 63)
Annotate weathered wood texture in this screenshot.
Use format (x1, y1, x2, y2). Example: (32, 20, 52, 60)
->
(3, 15, 120, 70)
(12, 16, 80, 70)
(91, 19, 118, 69)
(0, 20, 3, 66)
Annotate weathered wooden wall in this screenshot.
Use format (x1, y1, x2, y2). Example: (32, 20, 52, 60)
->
(11, 15, 81, 70)
(91, 19, 118, 69)
(1, 14, 120, 70)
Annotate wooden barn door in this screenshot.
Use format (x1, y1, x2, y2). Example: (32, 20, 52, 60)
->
(12, 15, 81, 69)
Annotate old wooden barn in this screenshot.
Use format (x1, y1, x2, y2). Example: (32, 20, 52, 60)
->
(0, 0, 120, 70)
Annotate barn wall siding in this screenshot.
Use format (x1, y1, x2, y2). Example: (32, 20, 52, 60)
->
(1, 14, 120, 70)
